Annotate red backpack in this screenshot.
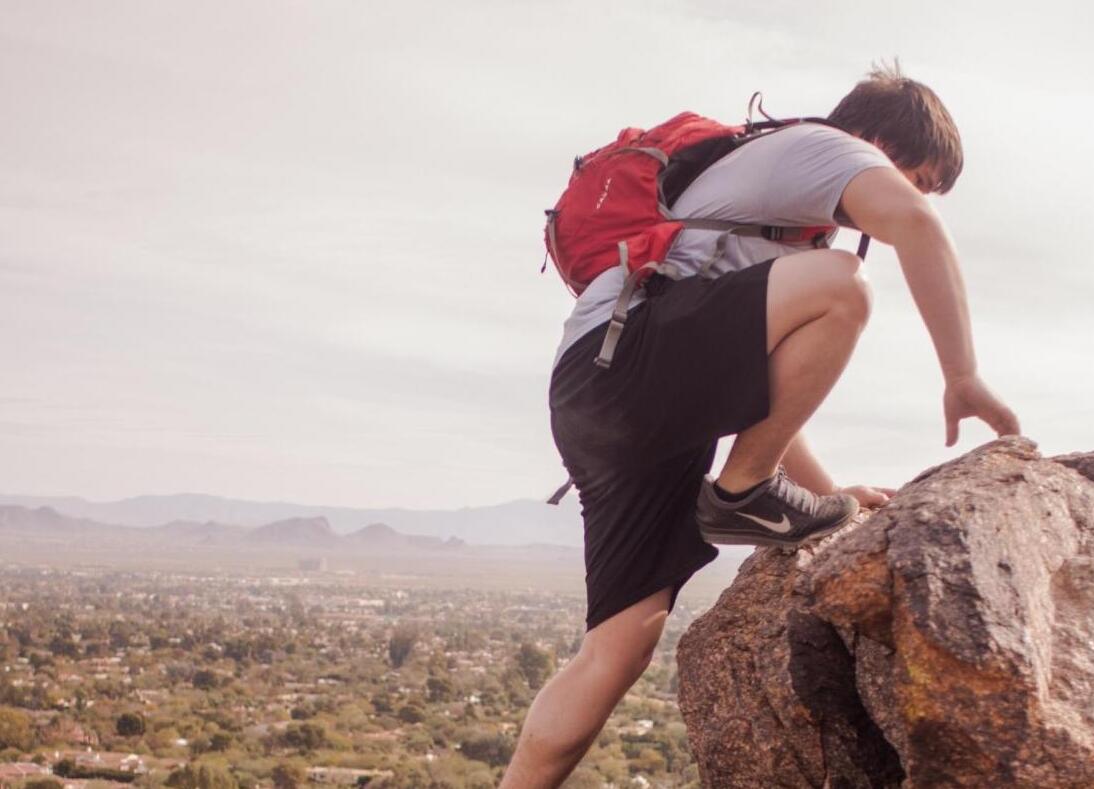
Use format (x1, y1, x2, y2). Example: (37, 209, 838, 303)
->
(543, 108, 861, 369)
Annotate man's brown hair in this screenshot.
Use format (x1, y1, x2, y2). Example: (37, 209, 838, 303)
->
(829, 61, 963, 194)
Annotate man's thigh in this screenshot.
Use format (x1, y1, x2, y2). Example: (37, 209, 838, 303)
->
(765, 249, 867, 353)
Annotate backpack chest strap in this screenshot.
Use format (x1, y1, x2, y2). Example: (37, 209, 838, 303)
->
(680, 217, 834, 243)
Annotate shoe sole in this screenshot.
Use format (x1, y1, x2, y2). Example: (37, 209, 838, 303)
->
(699, 511, 856, 548)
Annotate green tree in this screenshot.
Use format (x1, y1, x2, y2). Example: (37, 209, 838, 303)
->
(209, 731, 233, 752)
(28, 653, 53, 670)
(116, 712, 146, 737)
(632, 746, 667, 774)
(516, 642, 554, 690)
(388, 623, 418, 669)
(371, 692, 393, 714)
(426, 676, 455, 703)
(166, 762, 239, 789)
(0, 705, 34, 751)
(271, 760, 306, 789)
(108, 620, 134, 650)
(460, 731, 515, 768)
(500, 666, 532, 706)
(396, 704, 425, 724)
(282, 722, 327, 753)
(48, 634, 80, 659)
(192, 669, 219, 690)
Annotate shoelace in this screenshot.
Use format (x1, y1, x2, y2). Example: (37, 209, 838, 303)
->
(770, 466, 819, 516)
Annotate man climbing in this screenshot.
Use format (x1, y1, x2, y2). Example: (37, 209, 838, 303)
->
(501, 63, 1020, 788)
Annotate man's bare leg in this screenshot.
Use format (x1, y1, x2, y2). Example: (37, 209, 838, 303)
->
(500, 587, 673, 789)
(719, 249, 871, 493)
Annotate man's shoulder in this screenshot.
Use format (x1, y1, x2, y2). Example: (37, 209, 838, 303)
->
(715, 121, 895, 184)
(685, 121, 892, 198)
(668, 118, 895, 238)
(749, 121, 884, 156)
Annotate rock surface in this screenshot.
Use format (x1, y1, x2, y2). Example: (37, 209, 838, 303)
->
(676, 437, 1094, 788)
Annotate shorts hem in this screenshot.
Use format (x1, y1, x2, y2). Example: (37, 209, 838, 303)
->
(585, 550, 717, 631)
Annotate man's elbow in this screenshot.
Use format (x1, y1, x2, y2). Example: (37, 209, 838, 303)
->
(883, 203, 946, 251)
(841, 168, 942, 246)
(870, 201, 940, 247)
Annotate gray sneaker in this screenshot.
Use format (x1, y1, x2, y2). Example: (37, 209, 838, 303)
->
(696, 468, 859, 547)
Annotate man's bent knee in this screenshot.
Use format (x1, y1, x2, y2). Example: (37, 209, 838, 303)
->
(822, 248, 863, 274)
(572, 641, 655, 693)
(831, 267, 872, 327)
(576, 588, 670, 691)
(578, 621, 660, 684)
(814, 249, 870, 316)
(767, 249, 872, 350)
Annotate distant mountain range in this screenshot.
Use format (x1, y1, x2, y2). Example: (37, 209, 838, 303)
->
(0, 496, 747, 600)
(0, 504, 468, 553)
(0, 492, 583, 547)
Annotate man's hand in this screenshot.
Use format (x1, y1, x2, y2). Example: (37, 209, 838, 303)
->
(943, 374, 1021, 447)
(837, 485, 897, 509)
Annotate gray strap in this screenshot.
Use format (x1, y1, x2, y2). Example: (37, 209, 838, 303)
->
(680, 218, 835, 243)
(546, 476, 573, 505)
(595, 322, 625, 370)
(682, 219, 828, 277)
(594, 247, 679, 369)
(698, 230, 733, 279)
(616, 240, 629, 284)
(595, 243, 636, 369)
(619, 146, 669, 166)
(679, 217, 764, 234)
(653, 261, 681, 280)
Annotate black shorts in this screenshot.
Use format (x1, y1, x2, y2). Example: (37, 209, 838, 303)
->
(549, 260, 773, 630)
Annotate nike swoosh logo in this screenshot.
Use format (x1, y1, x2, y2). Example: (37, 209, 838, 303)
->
(739, 512, 792, 533)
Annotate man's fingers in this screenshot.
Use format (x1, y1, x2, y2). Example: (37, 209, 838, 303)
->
(860, 492, 888, 508)
(861, 489, 888, 506)
(945, 381, 1020, 446)
(841, 485, 893, 508)
(987, 406, 1021, 438)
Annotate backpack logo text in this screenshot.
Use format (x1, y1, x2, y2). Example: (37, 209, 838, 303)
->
(595, 177, 613, 211)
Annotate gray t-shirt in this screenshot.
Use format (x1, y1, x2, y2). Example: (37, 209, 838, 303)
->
(552, 123, 893, 367)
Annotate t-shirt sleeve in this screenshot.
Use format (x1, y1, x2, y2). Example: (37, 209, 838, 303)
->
(756, 126, 895, 227)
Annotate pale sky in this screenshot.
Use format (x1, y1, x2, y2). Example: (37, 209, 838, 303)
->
(2, 0, 1092, 510)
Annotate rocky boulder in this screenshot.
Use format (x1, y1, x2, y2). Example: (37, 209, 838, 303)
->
(676, 437, 1094, 788)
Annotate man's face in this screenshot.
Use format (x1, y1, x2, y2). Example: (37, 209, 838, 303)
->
(869, 137, 944, 194)
(898, 160, 942, 195)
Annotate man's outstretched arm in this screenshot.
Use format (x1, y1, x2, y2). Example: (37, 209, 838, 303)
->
(839, 167, 1021, 445)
